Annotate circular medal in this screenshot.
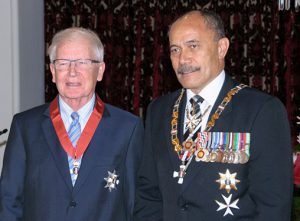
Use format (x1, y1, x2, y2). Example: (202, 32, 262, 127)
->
(183, 139, 194, 151)
(222, 151, 229, 163)
(210, 151, 218, 162)
(202, 148, 210, 162)
(233, 152, 240, 164)
(216, 150, 224, 162)
(195, 149, 205, 161)
(227, 151, 235, 164)
(239, 151, 249, 164)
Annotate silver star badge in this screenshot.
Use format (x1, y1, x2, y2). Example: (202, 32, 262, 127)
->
(104, 170, 119, 192)
(185, 114, 201, 131)
(215, 194, 239, 216)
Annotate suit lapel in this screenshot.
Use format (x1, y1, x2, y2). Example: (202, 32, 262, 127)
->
(42, 106, 73, 191)
(180, 74, 237, 191)
(72, 127, 103, 193)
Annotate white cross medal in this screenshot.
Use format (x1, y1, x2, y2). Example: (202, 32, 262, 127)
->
(173, 164, 186, 184)
(215, 194, 239, 216)
(173, 151, 189, 184)
(104, 170, 119, 192)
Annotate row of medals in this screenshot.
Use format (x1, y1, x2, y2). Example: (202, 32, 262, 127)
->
(183, 139, 249, 164)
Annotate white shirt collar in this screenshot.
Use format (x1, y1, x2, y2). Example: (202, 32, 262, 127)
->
(186, 70, 225, 108)
(59, 94, 96, 131)
(184, 70, 225, 132)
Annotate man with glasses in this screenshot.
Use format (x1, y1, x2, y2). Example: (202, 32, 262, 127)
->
(0, 27, 144, 221)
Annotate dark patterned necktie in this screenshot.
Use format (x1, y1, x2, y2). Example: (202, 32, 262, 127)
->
(190, 95, 203, 116)
(184, 95, 204, 140)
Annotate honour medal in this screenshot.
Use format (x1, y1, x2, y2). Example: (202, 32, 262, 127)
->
(210, 151, 218, 162)
(227, 151, 235, 164)
(216, 149, 224, 162)
(183, 139, 194, 152)
(233, 152, 240, 164)
(73, 160, 80, 175)
(238, 150, 249, 164)
(173, 164, 186, 184)
(222, 151, 229, 163)
(216, 169, 240, 193)
(195, 148, 205, 162)
(215, 194, 240, 216)
(202, 148, 211, 162)
(104, 170, 120, 192)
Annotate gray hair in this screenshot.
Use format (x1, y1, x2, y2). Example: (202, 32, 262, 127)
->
(169, 10, 226, 41)
(48, 27, 104, 62)
(201, 10, 226, 41)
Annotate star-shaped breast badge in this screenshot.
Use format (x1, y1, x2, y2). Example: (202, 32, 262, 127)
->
(104, 170, 119, 192)
(216, 169, 240, 193)
(215, 194, 239, 216)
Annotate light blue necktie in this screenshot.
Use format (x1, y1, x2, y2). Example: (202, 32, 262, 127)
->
(68, 112, 81, 186)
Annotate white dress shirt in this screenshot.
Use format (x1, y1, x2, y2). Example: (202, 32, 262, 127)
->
(184, 70, 225, 134)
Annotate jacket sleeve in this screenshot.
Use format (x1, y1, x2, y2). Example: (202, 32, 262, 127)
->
(0, 116, 26, 221)
(133, 102, 163, 221)
(249, 97, 293, 221)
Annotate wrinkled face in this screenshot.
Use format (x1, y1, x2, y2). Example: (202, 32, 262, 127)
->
(50, 36, 105, 107)
(169, 13, 229, 93)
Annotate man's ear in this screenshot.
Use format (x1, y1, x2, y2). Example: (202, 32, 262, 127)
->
(97, 62, 105, 82)
(218, 37, 230, 59)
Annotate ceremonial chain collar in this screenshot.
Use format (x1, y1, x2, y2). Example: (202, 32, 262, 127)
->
(171, 84, 247, 156)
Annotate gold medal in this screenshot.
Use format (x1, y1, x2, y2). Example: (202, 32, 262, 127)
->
(210, 151, 218, 162)
(202, 148, 210, 162)
(195, 148, 205, 162)
(183, 139, 194, 151)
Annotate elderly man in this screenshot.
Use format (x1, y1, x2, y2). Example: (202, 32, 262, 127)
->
(134, 10, 293, 221)
(0, 27, 144, 221)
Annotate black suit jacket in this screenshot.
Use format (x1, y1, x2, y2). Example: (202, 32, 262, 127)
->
(134, 74, 293, 221)
(0, 102, 144, 221)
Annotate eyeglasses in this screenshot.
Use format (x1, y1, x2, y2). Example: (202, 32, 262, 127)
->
(52, 59, 101, 71)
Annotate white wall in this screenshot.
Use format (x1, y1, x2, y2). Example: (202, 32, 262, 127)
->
(0, 0, 44, 172)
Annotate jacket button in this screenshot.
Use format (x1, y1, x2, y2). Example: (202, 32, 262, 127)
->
(181, 203, 189, 211)
(70, 201, 77, 207)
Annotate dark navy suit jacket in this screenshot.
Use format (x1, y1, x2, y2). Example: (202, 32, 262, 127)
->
(0, 102, 144, 221)
(134, 74, 293, 221)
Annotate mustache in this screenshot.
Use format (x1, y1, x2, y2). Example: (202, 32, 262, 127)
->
(177, 64, 201, 75)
